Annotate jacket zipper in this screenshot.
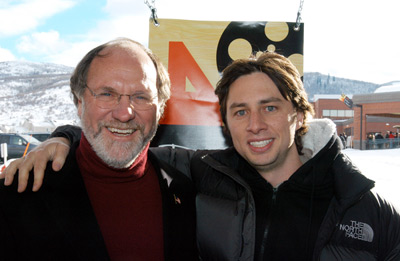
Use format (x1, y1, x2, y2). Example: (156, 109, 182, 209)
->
(257, 187, 278, 261)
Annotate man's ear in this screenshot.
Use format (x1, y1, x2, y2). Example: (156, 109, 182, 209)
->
(77, 99, 83, 118)
(296, 111, 304, 130)
(156, 102, 164, 122)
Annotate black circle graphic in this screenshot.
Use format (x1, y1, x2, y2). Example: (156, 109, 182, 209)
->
(216, 21, 304, 73)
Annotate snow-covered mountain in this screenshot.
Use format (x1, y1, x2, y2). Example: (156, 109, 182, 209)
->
(303, 72, 380, 101)
(374, 81, 400, 93)
(0, 61, 384, 133)
(0, 61, 79, 133)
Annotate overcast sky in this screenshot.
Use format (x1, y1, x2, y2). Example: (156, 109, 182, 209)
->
(0, 0, 399, 84)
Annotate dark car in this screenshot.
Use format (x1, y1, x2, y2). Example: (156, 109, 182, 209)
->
(0, 133, 41, 163)
(27, 133, 51, 142)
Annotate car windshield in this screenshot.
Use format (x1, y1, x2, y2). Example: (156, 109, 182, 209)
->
(19, 134, 41, 145)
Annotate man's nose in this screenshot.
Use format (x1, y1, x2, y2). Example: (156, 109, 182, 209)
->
(111, 96, 135, 122)
(246, 111, 267, 133)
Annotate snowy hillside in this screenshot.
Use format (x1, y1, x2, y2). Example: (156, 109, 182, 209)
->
(0, 61, 79, 133)
(303, 72, 379, 99)
(0, 61, 72, 77)
(374, 81, 400, 93)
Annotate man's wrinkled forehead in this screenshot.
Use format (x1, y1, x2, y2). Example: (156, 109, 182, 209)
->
(91, 44, 157, 82)
(97, 44, 149, 64)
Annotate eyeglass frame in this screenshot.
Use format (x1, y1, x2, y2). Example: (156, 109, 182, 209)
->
(84, 84, 158, 110)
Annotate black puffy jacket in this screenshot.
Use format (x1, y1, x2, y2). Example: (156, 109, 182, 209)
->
(190, 119, 400, 260)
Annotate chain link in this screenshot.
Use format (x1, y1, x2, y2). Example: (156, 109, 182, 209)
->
(144, 0, 159, 26)
(294, 0, 304, 31)
(144, 0, 156, 8)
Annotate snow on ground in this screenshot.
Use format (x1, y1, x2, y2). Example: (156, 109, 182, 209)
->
(343, 148, 400, 209)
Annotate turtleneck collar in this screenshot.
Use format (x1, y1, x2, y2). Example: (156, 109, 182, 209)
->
(76, 133, 150, 183)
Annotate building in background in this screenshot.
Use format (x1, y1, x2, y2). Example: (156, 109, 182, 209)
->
(311, 82, 400, 149)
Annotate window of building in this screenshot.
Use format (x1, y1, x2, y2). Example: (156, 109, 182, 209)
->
(345, 110, 354, 117)
(322, 110, 330, 116)
(338, 110, 345, 117)
(322, 109, 354, 118)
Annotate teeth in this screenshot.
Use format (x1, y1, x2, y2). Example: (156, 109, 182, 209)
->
(107, 127, 134, 135)
(250, 139, 272, 147)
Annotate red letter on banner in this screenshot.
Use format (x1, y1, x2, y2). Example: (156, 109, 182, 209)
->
(160, 41, 221, 126)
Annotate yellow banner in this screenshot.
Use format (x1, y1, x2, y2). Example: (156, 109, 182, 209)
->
(149, 19, 304, 127)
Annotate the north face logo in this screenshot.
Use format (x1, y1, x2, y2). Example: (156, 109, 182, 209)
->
(339, 220, 374, 242)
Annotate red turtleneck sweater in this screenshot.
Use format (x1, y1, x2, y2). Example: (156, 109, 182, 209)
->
(76, 134, 164, 260)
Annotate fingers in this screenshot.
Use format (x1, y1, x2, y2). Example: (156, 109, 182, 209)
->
(2, 158, 24, 186)
(31, 140, 70, 192)
(1, 137, 71, 193)
(14, 147, 49, 192)
(2, 147, 48, 192)
(51, 141, 70, 172)
(30, 152, 50, 192)
(17, 152, 41, 193)
(32, 171, 45, 192)
(30, 138, 70, 192)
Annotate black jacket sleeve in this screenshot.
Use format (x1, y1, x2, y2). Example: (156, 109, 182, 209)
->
(50, 125, 82, 144)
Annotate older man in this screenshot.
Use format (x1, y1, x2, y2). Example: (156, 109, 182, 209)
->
(0, 38, 197, 260)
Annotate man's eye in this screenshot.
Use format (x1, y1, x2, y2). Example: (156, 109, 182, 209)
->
(99, 92, 113, 97)
(265, 106, 276, 112)
(98, 92, 117, 100)
(135, 95, 148, 100)
(235, 110, 246, 116)
(133, 94, 151, 102)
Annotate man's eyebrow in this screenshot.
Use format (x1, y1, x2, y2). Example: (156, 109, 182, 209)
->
(97, 86, 116, 92)
(97, 86, 153, 95)
(259, 97, 284, 104)
(229, 97, 284, 109)
(229, 102, 247, 110)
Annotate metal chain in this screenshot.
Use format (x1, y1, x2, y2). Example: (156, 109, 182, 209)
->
(294, 0, 304, 31)
(144, 0, 159, 26)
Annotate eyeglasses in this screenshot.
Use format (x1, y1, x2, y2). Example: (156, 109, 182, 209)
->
(85, 85, 157, 110)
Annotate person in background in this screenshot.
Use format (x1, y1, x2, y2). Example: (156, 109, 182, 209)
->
(0, 38, 197, 260)
(375, 132, 384, 149)
(388, 131, 395, 148)
(3, 52, 400, 260)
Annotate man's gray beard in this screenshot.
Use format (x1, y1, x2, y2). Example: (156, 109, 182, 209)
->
(80, 113, 158, 169)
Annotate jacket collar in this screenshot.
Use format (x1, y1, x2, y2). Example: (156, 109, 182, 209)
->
(204, 118, 375, 204)
(299, 119, 375, 203)
(300, 118, 338, 163)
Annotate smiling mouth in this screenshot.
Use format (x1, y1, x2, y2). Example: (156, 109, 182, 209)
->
(107, 127, 136, 136)
(249, 139, 272, 148)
